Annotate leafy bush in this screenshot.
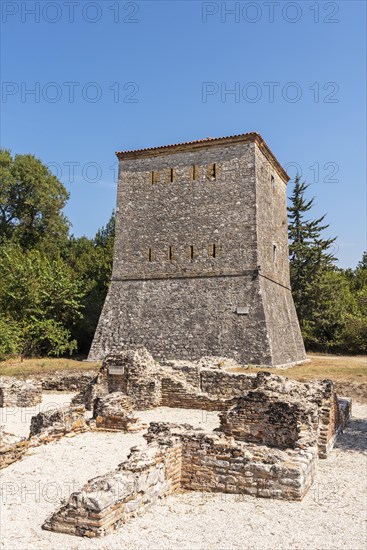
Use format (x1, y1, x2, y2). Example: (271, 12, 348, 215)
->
(22, 318, 77, 357)
(0, 316, 23, 360)
(0, 243, 84, 357)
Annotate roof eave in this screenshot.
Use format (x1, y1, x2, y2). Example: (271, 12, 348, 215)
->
(115, 132, 290, 183)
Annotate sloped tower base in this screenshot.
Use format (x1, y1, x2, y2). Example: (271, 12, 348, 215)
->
(88, 273, 306, 367)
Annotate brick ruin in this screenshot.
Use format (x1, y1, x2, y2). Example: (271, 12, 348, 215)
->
(29, 405, 89, 441)
(91, 393, 147, 432)
(0, 351, 352, 540)
(88, 133, 307, 367)
(43, 421, 319, 537)
(0, 426, 30, 469)
(73, 348, 350, 460)
(34, 370, 96, 392)
(0, 377, 42, 407)
(0, 362, 153, 469)
(40, 348, 351, 537)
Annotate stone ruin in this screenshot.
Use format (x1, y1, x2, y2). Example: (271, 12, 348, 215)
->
(0, 424, 30, 469)
(0, 376, 42, 407)
(43, 417, 319, 538)
(72, 349, 350, 457)
(29, 405, 89, 442)
(0, 369, 149, 469)
(0, 405, 89, 469)
(34, 370, 96, 392)
(41, 348, 351, 538)
(0, 378, 44, 468)
(90, 392, 147, 432)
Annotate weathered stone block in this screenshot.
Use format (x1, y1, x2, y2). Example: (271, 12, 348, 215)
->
(0, 377, 42, 407)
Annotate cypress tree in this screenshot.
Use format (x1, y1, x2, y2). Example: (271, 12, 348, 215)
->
(288, 176, 337, 331)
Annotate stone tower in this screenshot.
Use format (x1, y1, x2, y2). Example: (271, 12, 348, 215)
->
(88, 132, 306, 367)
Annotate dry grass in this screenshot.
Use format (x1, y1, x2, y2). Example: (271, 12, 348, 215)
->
(0, 354, 366, 384)
(0, 357, 101, 378)
(244, 353, 367, 382)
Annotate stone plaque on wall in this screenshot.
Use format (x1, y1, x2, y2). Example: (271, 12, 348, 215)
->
(108, 366, 125, 375)
(236, 306, 249, 315)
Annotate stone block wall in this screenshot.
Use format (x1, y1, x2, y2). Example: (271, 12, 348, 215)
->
(89, 275, 274, 365)
(29, 405, 89, 444)
(92, 393, 146, 432)
(43, 439, 182, 537)
(88, 134, 306, 367)
(0, 377, 42, 407)
(218, 391, 318, 450)
(0, 428, 29, 469)
(44, 420, 318, 537)
(160, 376, 228, 411)
(36, 371, 97, 392)
(179, 431, 317, 501)
(198, 369, 256, 398)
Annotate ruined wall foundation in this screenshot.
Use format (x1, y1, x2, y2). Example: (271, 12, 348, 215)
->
(43, 420, 319, 537)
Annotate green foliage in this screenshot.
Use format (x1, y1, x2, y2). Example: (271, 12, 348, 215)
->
(62, 211, 115, 353)
(288, 176, 366, 354)
(0, 315, 23, 359)
(22, 318, 77, 357)
(288, 176, 337, 327)
(300, 269, 357, 351)
(338, 256, 367, 353)
(0, 243, 83, 357)
(0, 147, 364, 358)
(0, 149, 69, 251)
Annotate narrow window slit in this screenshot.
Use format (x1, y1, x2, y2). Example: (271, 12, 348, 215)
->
(207, 163, 217, 179)
(170, 168, 174, 183)
(151, 171, 160, 184)
(209, 244, 218, 258)
(190, 245, 194, 260)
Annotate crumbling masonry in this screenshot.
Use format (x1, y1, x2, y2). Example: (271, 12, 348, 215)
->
(43, 349, 351, 537)
(88, 133, 306, 367)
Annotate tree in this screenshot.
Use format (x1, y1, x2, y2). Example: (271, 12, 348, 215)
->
(339, 251, 367, 353)
(0, 149, 69, 251)
(0, 243, 84, 357)
(0, 316, 23, 359)
(64, 211, 116, 353)
(288, 180, 367, 353)
(301, 269, 358, 351)
(288, 176, 337, 330)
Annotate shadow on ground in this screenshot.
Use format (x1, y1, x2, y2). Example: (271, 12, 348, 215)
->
(335, 417, 367, 454)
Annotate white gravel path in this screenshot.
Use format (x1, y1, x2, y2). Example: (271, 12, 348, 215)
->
(0, 395, 366, 550)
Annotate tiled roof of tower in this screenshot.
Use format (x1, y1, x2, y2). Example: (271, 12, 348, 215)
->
(116, 132, 290, 183)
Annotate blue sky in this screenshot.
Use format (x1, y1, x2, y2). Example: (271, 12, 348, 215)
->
(1, 0, 366, 268)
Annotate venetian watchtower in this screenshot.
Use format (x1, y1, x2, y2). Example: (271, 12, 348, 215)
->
(88, 132, 306, 367)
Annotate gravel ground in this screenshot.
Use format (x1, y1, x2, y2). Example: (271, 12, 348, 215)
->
(0, 395, 366, 550)
(0, 392, 77, 437)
